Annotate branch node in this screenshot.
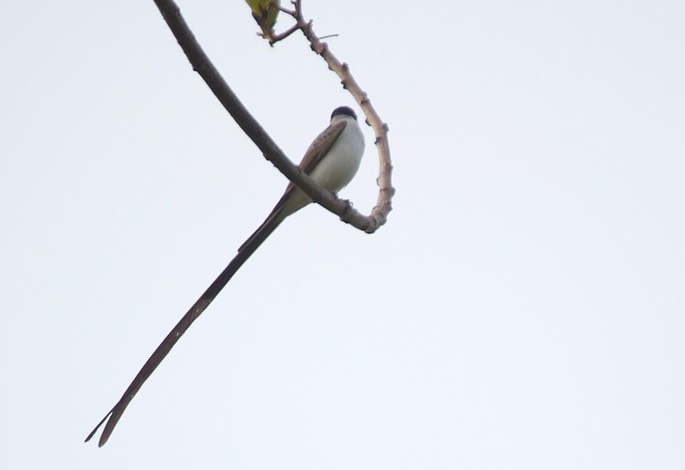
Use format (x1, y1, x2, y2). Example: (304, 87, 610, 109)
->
(318, 41, 328, 55)
(339, 199, 354, 220)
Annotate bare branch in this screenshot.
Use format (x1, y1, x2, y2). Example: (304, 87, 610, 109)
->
(267, 22, 300, 44)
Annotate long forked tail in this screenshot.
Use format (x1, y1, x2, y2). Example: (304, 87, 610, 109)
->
(85, 211, 285, 446)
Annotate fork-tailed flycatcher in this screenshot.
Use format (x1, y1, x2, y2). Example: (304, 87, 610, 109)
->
(86, 106, 365, 446)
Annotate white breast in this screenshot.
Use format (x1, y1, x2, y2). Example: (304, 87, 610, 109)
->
(309, 115, 365, 194)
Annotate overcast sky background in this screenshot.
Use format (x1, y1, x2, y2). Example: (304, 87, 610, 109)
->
(2, 1, 684, 468)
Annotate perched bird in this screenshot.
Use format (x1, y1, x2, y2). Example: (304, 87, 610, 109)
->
(86, 106, 365, 446)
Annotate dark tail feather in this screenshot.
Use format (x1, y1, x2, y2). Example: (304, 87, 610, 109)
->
(86, 211, 285, 446)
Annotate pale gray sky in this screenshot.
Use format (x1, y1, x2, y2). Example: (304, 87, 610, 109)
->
(2, 1, 684, 468)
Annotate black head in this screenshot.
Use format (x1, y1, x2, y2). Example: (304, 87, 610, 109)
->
(331, 106, 357, 120)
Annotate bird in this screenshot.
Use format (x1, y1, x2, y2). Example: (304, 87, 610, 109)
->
(85, 105, 365, 446)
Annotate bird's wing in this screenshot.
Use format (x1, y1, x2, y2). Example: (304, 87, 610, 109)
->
(236, 119, 348, 253)
(273, 119, 348, 208)
(299, 119, 348, 175)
